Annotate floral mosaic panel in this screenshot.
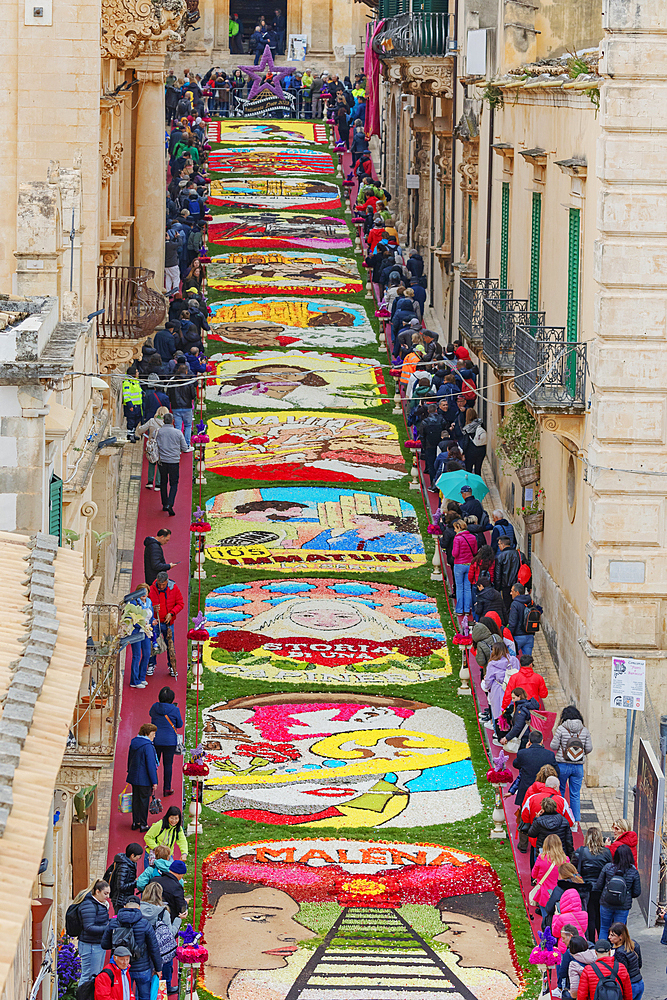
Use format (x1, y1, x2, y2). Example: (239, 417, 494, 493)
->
(207, 298, 374, 350)
(199, 838, 521, 1000)
(203, 578, 451, 686)
(209, 178, 341, 211)
(207, 252, 362, 296)
(208, 147, 335, 174)
(204, 412, 405, 483)
(207, 214, 351, 252)
(203, 487, 425, 573)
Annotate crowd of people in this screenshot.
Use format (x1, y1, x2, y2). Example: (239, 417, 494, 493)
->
(165, 61, 367, 120)
(355, 120, 652, 1000)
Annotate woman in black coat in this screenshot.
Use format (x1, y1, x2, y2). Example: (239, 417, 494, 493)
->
(573, 826, 613, 939)
(77, 879, 111, 983)
(527, 797, 574, 857)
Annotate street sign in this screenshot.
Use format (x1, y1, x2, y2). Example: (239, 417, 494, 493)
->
(407, 174, 420, 189)
(610, 655, 646, 711)
(343, 44, 357, 56)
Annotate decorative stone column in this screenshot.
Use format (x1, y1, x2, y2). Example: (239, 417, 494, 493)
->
(133, 54, 167, 290)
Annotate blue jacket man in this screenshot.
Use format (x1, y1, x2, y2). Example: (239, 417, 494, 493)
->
(101, 898, 161, 1000)
(127, 725, 158, 832)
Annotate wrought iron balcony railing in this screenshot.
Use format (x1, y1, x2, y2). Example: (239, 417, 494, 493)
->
(66, 604, 122, 761)
(459, 277, 503, 346)
(515, 325, 587, 410)
(483, 295, 544, 372)
(96, 265, 165, 340)
(372, 12, 449, 58)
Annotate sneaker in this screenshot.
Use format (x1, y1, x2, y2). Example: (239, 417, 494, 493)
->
(483, 720, 495, 730)
(168, 507, 176, 516)
(492, 738, 504, 747)
(552, 990, 562, 998)
(145, 483, 153, 489)
(138, 681, 148, 688)
(481, 708, 491, 721)
(146, 667, 155, 676)
(184, 446, 195, 452)
(129, 684, 142, 689)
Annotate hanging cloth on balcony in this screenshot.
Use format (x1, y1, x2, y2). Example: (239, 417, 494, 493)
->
(364, 20, 385, 140)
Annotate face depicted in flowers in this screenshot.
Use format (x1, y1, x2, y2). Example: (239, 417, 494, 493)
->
(204, 884, 315, 999)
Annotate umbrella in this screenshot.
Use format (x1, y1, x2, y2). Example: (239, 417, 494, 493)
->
(434, 470, 489, 502)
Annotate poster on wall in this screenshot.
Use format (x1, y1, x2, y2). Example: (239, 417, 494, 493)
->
(288, 34, 308, 60)
(199, 838, 522, 1000)
(633, 739, 664, 926)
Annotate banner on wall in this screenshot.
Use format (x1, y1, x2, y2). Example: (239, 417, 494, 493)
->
(233, 91, 297, 118)
(288, 34, 307, 60)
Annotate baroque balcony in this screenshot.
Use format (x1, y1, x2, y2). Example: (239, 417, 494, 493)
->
(459, 277, 502, 352)
(515, 325, 587, 412)
(373, 12, 449, 59)
(96, 265, 166, 373)
(483, 294, 544, 372)
(65, 604, 122, 764)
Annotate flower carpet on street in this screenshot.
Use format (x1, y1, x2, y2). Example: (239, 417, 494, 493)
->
(203, 487, 425, 572)
(203, 578, 451, 686)
(209, 178, 341, 210)
(208, 147, 335, 174)
(206, 252, 363, 296)
(204, 412, 405, 482)
(199, 840, 521, 1000)
(207, 214, 352, 251)
(207, 298, 374, 349)
(206, 351, 387, 409)
(188, 116, 531, 1000)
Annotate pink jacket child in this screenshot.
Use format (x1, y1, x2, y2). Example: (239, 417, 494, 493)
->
(531, 854, 567, 908)
(552, 888, 588, 952)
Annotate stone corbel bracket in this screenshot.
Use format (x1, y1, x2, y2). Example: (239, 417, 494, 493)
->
(101, 0, 186, 61)
(0, 534, 60, 836)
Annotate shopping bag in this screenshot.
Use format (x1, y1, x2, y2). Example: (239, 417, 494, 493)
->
(118, 785, 132, 813)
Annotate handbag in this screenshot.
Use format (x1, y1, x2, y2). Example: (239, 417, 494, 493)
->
(167, 715, 184, 755)
(155, 632, 168, 655)
(118, 785, 132, 813)
(507, 776, 520, 797)
(146, 433, 160, 465)
(528, 861, 556, 906)
(149, 973, 159, 1000)
(149, 794, 162, 815)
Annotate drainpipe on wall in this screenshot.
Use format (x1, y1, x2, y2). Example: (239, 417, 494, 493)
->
(31, 897, 53, 1000)
(447, 0, 459, 342)
(484, 105, 495, 278)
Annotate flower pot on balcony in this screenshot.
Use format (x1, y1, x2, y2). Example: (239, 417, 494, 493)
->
(523, 511, 544, 535)
(517, 464, 540, 487)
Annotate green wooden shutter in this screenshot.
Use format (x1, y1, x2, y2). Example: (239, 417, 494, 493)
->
(567, 208, 580, 342)
(500, 181, 510, 288)
(49, 474, 63, 545)
(529, 192, 542, 312)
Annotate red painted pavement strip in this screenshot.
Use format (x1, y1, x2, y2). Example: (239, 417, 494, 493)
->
(106, 450, 192, 870)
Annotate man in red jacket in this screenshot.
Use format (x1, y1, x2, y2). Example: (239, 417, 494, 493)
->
(577, 940, 632, 1000)
(95, 948, 135, 999)
(148, 571, 184, 677)
(502, 653, 548, 711)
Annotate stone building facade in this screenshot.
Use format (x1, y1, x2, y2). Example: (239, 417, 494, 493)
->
(375, 0, 667, 784)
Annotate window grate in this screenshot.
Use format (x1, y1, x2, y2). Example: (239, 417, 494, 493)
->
(500, 182, 510, 289)
(529, 192, 541, 312)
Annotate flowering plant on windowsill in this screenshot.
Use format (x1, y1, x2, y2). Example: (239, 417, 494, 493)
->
(517, 488, 545, 517)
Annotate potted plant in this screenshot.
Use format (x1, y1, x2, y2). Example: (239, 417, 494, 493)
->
(518, 488, 545, 534)
(496, 403, 540, 485)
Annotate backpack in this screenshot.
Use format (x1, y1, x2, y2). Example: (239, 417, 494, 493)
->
(461, 378, 476, 401)
(76, 970, 113, 1000)
(591, 958, 623, 1000)
(155, 909, 177, 962)
(495, 522, 516, 549)
(188, 230, 203, 252)
(603, 873, 630, 908)
(564, 735, 586, 763)
(65, 900, 84, 938)
(473, 424, 487, 447)
(146, 432, 160, 465)
(522, 600, 541, 634)
(111, 922, 144, 962)
(187, 195, 201, 216)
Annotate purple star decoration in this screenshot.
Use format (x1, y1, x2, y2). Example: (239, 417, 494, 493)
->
(191, 610, 207, 630)
(240, 45, 294, 100)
